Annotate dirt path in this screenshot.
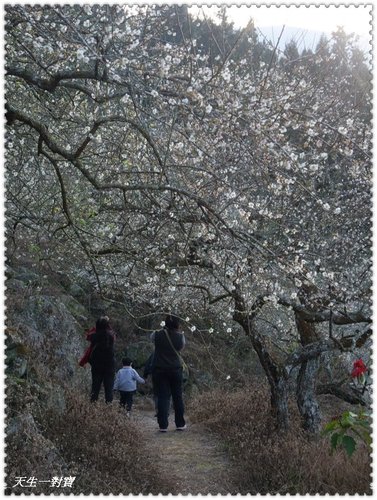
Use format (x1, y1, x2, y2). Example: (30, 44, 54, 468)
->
(132, 402, 236, 494)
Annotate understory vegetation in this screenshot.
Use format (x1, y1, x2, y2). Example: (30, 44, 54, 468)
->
(7, 389, 175, 495)
(189, 385, 372, 494)
(43, 391, 175, 495)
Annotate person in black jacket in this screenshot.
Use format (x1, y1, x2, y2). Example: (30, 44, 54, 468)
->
(143, 353, 158, 415)
(89, 316, 115, 403)
(144, 352, 173, 418)
(151, 314, 186, 432)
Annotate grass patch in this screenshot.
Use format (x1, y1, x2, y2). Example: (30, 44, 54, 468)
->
(6, 389, 174, 494)
(189, 384, 372, 494)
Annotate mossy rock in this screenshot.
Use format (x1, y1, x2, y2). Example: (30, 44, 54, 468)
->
(9, 376, 27, 386)
(59, 294, 88, 321)
(68, 283, 87, 300)
(46, 387, 66, 415)
(6, 357, 27, 378)
(6, 338, 28, 378)
(6, 278, 27, 291)
(16, 343, 29, 356)
(13, 269, 40, 284)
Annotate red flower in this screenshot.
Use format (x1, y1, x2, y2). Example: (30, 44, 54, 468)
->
(351, 359, 367, 378)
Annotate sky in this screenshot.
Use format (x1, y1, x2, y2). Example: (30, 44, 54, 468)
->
(189, 4, 372, 37)
(1, 1, 372, 37)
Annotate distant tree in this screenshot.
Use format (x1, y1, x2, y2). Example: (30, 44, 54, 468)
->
(281, 39, 300, 70)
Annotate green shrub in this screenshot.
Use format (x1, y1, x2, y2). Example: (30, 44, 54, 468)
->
(322, 410, 372, 457)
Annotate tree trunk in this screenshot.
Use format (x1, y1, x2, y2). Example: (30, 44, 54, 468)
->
(270, 376, 289, 431)
(296, 358, 321, 433)
(241, 326, 290, 432)
(295, 312, 321, 433)
(233, 291, 290, 432)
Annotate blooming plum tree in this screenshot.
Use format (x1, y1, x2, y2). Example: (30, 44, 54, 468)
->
(6, 5, 372, 432)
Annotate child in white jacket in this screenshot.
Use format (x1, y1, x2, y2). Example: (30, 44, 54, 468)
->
(113, 357, 145, 412)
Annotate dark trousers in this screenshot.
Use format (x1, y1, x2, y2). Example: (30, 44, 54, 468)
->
(153, 367, 185, 429)
(119, 391, 135, 411)
(153, 394, 172, 415)
(90, 366, 114, 403)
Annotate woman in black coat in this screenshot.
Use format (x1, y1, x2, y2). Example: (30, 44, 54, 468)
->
(151, 315, 186, 431)
(89, 316, 115, 403)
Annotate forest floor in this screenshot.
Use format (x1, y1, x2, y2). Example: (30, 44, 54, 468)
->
(132, 399, 237, 494)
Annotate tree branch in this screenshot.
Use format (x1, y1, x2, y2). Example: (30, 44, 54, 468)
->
(278, 296, 371, 325)
(316, 382, 367, 406)
(6, 65, 100, 91)
(285, 328, 372, 370)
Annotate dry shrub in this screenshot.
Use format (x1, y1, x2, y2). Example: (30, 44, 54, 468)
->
(7, 389, 174, 495)
(189, 384, 372, 495)
(6, 412, 68, 495)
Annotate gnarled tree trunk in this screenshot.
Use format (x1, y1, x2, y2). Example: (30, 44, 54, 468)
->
(296, 358, 321, 433)
(270, 375, 289, 431)
(233, 292, 289, 432)
(295, 312, 321, 433)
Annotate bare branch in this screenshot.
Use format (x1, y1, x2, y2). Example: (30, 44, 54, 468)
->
(285, 328, 372, 370)
(316, 382, 367, 406)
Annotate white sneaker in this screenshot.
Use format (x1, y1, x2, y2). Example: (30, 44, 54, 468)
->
(176, 425, 187, 431)
(159, 428, 168, 432)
